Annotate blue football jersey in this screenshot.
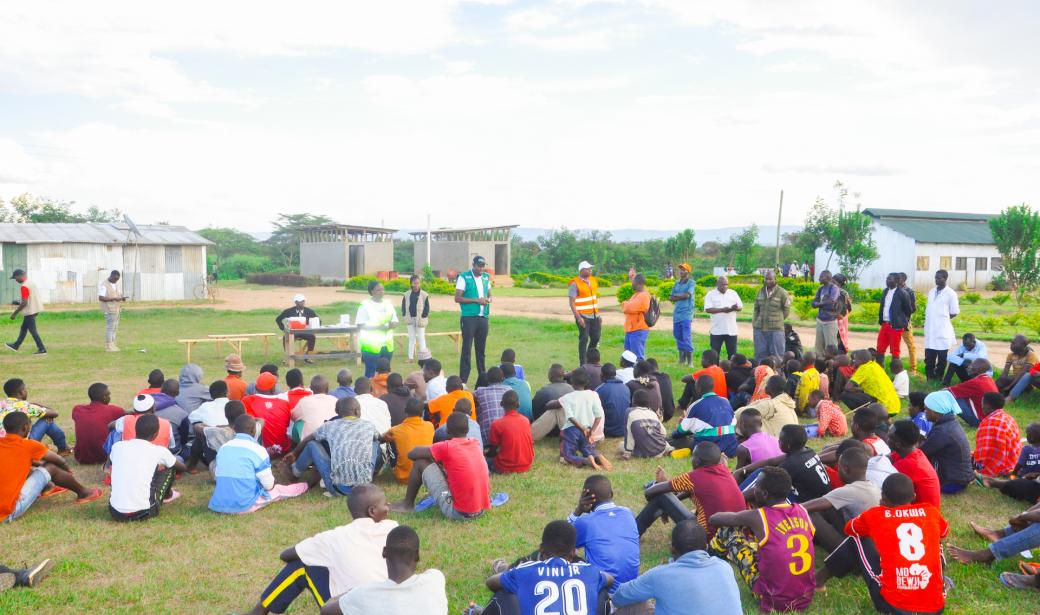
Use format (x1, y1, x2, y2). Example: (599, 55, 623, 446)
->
(500, 557, 608, 615)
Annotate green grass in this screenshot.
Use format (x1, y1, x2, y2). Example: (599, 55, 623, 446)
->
(0, 303, 1034, 614)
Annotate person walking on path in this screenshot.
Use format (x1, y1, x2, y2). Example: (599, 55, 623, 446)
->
(752, 270, 790, 362)
(703, 276, 742, 359)
(5, 269, 46, 355)
(569, 261, 601, 367)
(924, 269, 960, 381)
(456, 256, 492, 386)
(898, 272, 918, 373)
(669, 263, 696, 366)
(811, 270, 841, 355)
(400, 275, 429, 363)
(621, 274, 651, 361)
(98, 270, 127, 352)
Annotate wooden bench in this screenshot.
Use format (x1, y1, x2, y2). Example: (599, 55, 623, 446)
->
(207, 333, 279, 357)
(393, 331, 462, 362)
(178, 338, 248, 364)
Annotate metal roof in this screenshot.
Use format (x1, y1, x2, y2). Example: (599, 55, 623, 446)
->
(300, 224, 398, 233)
(865, 210, 995, 245)
(0, 223, 213, 246)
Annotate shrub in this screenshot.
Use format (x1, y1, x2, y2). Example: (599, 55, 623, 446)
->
(345, 276, 378, 291)
(956, 281, 968, 292)
(975, 314, 1002, 333)
(383, 278, 411, 292)
(990, 273, 1009, 291)
(777, 279, 817, 297)
(1005, 312, 1024, 327)
(963, 292, 981, 304)
(730, 284, 759, 304)
(422, 278, 456, 295)
(845, 283, 883, 303)
(1024, 312, 1040, 336)
(697, 275, 717, 287)
(517, 279, 542, 289)
(616, 282, 634, 303)
(218, 254, 280, 280)
(992, 293, 1011, 305)
(246, 272, 316, 287)
(657, 281, 706, 305)
(793, 298, 816, 321)
(848, 302, 880, 325)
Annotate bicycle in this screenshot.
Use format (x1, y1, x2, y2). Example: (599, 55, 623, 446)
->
(192, 275, 219, 301)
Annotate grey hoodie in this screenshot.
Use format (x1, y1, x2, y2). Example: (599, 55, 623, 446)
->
(176, 363, 212, 412)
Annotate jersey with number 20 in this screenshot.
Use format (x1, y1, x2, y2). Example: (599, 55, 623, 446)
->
(500, 557, 609, 615)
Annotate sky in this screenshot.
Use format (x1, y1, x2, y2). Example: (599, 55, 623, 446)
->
(0, 1, 1037, 233)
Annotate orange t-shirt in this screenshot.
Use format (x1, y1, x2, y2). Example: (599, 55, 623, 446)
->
(427, 390, 476, 427)
(371, 373, 390, 398)
(693, 365, 728, 398)
(622, 290, 651, 333)
(386, 416, 435, 483)
(224, 375, 247, 401)
(0, 434, 48, 519)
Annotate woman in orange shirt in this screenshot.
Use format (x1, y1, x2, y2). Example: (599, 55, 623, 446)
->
(622, 274, 651, 360)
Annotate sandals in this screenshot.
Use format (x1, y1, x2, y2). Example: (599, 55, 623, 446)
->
(74, 488, 104, 505)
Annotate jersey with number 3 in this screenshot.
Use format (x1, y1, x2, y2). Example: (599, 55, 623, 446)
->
(754, 503, 816, 612)
(846, 503, 950, 613)
(499, 557, 608, 615)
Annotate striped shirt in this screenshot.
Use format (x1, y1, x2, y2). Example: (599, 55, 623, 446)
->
(209, 433, 273, 513)
(474, 384, 510, 442)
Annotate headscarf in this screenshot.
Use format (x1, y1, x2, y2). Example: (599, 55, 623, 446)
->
(924, 390, 958, 415)
(176, 363, 211, 412)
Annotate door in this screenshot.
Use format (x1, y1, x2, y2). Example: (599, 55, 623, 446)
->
(494, 243, 509, 277)
(0, 243, 27, 304)
(349, 245, 364, 277)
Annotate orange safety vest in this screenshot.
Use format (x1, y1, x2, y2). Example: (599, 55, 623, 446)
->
(571, 276, 600, 316)
(121, 414, 173, 448)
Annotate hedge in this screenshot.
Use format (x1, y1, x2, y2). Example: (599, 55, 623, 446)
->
(246, 273, 318, 287)
(510, 272, 614, 289)
(345, 276, 456, 295)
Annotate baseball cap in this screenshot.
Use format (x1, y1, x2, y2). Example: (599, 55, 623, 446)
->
(256, 372, 278, 390)
(578, 261, 593, 273)
(293, 293, 306, 303)
(10, 268, 25, 280)
(678, 263, 691, 272)
(132, 394, 155, 413)
(472, 255, 486, 266)
(621, 350, 638, 364)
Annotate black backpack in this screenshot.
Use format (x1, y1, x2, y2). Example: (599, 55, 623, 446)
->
(644, 296, 661, 327)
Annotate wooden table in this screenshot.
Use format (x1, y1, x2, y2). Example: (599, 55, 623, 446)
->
(285, 326, 361, 368)
(179, 337, 248, 364)
(207, 333, 278, 358)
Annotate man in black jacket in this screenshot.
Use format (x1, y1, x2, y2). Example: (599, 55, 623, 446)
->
(876, 273, 912, 369)
(276, 294, 319, 356)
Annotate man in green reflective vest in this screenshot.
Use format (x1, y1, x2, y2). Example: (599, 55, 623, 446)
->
(455, 255, 491, 385)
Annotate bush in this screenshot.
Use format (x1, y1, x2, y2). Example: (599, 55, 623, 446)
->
(845, 283, 883, 303)
(345, 276, 378, 291)
(246, 272, 317, 287)
(616, 282, 634, 303)
(730, 284, 759, 304)
(383, 278, 411, 292)
(793, 298, 816, 321)
(992, 293, 1011, 305)
(1005, 312, 1024, 327)
(1024, 312, 1040, 336)
(776, 278, 817, 297)
(989, 273, 1009, 291)
(848, 302, 879, 325)
(697, 275, 717, 287)
(656, 281, 706, 305)
(963, 292, 981, 304)
(218, 254, 281, 280)
(422, 278, 456, 295)
(974, 314, 1002, 333)
(345, 275, 455, 295)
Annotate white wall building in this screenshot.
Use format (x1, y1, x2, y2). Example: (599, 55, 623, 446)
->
(814, 209, 1001, 291)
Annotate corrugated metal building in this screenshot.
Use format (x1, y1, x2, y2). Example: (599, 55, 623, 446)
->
(0, 223, 212, 304)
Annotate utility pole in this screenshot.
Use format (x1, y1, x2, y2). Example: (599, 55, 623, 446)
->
(426, 213, 431, 273)
(775, 189, 784, 268)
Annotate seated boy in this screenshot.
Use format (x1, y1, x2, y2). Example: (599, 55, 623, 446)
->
(807, 389, 847, 438)
(709, 467, 816, 612)
(890, 357, 909, 398)
(286, 397, 380, 496)
(887, 420, 941, 508)
(734, 408, 782, 471)
(972, 391, 1021, 477)
(499, 348, 525, 382)
(383, 398, 435, 485)
(0, 412, 102, 523)
(800, 444, 880, 552)
(243, 372, 292, 457)
(486, 391, 533, 474)
(979, 422, 1040, 504)
(184, 400, 255, 474)
(620, 389, 671, 459)
(536, 370, 605, 443)
(248, 484, 398, 614)
(71, 382, 126, 465)
(732, 423, 832, 503)
(432, 398, 483, 446)
(209, 414, 308, 514)
(908, 391, 932, 437)
(673, 375, 737, 457)
(559, 418, 612, 471)
(0, 378, 70, 454)
(108, 414, 187, 521)
(784, 323, 803, 359)
(390, 413, 491, 521)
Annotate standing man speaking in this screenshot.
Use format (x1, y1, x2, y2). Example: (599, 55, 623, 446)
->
(752, 270, 790, 362)
(99, 270, 127, 352)
(569, 261, 600, 366)
(456, 255, 491, 386)
(5, 269, 46, 355)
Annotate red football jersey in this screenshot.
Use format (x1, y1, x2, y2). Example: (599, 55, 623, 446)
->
(846, 504, 949, 613)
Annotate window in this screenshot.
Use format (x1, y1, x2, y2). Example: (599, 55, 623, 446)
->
(955, 257, 968, 271)
(975, 257, 988, 271)
(916, 256, 930, 271)
(939, 256, 952, 270)
(992, 257, 1003, 271)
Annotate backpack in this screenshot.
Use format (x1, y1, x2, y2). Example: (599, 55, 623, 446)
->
(644, 295, 661, 327)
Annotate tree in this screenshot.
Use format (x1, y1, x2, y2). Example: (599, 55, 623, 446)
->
(665, 229, 696, 264)
(989, 203, 1040, 305)
(264, 213, 335, 270)
(198, 227, 262, 262)
(0, 193, 120, 223)
(699, 241, 722, 258)
(723, 225, 760, 273)
(807, 181, 878, 282)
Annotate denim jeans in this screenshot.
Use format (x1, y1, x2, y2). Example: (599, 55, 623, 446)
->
(989, 522, 1040, 560)
(624, 329, 649, 361)
(1010, 373, 1037, 401)
(30, 418, 67, 450)
(292, 440, 380, 496)
(672, 319, 693, 353)
(5, 466, 50, 523)
(362, 347, 393, 379)
(753, 329, 785, 362)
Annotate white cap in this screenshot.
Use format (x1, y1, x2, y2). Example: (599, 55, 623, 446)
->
(578, 261, 593, 273)
(133, 394, 154, 413)
(293, 293, 306, 303)
(621, 350, 638, 364)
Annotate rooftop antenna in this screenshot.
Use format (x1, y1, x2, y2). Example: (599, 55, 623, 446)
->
(123, 214, 142, 301)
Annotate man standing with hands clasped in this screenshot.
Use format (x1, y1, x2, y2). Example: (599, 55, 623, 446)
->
(5, 269, 46, 355)
(569, 261, 601, 367)
(456, 255, 492, 386)
(98, 270, 127, 352)
(703, 276, 742, 359)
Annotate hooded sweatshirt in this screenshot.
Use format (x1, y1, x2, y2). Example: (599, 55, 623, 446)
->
(176, 364, 212, 412)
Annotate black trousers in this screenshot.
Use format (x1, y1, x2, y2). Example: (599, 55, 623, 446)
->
(826, 536, 944, 615)
(924, 349, 948, 381)
(841, 390, 878, 411)
(186, 430, 219, 466)
(12, 314, 45, 351)
(108, 467, 176, 522)
(577, 316, 602, 366)
(941, 361, 971, 386)
(709, 334, 737, 359)
(257, 560, 331, 613)
(635, 492, 694, 535)
(811, 508, 848, 552)
(1001, 479, 1040, 504)
(460, 316, 489, 385)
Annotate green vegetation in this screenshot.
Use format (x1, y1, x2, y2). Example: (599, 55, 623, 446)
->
(990, 203, 1040, 305)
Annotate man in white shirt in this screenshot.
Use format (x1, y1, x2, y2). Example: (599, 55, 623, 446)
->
(188, 381, 230, 428)
(616, 350, 638, 384)
(923, 269, 960, 381)
(97, 269, 127, 352)
(703, 276, 743, 359)
(108, 414, 186, 521)
(321, 525, 447, 615)
(248, 484, 398, 615)
(943, 333, 988, 385)
(353, 377, 391, 435)
(291, 375, 339, 441)
(423, 359, 448, 402)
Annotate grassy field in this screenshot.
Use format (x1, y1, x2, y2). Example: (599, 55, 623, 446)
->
(0, 301, 1034, 614)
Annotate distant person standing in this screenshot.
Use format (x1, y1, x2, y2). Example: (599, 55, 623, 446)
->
(833, 273, 853, 353)
(876, 273, 911, 368)
(924, 270, 960, 381)
(5, 269, 46, 355)
(752, 270, 790, 362)
(898, 272, 918, 373)
(455, 255, 491, 385)
(703, 276, 742, 359)
(669, 263, 695, 366)
(801, 261, 810, 281)
(98, 270, 127, 352)
(400, 275, 429, 362)
(810, 270, 840, 355)
(628, 266, 636, 283)
(622, 274, 652, 361)
(569, 261, 601, 367)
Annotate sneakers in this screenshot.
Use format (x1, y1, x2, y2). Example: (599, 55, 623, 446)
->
(0, 559, 54, 588)
(33, 349, 47, 355)
(4, 343, 15, 352)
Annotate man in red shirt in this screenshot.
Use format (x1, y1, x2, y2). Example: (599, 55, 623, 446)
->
(823, 473, 949, 615)
(284, 368, 312, 411)
(973, 392, 1022, 477)
(486, 391, 533, 474)
(636, 441, 745, 540)
(888, 420, 941, 509)
(243, 372, 291, 455)
(946, 359, 998, 428)
(71, 383, 126, 464)
(390, 413, 491, 520)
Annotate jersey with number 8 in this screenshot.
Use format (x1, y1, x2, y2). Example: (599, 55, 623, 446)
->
(499, 557, 609, 615)
(847, 503, 950, 614)
(754, 503, 817, 612)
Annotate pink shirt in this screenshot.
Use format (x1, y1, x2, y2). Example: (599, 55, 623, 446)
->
(742, 431, 783, 463)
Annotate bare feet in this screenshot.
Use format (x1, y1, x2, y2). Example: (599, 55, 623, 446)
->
(597, 455, 614, 471)
(390, 501, 415, 513)
(587, 456, 601, 471)
(970, 521, 1003, 543)
(948, 545, 994, 565)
